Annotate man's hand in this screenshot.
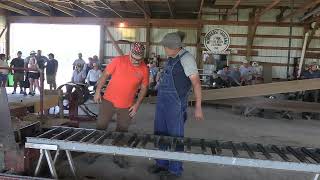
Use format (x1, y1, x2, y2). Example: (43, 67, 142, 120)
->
(129, 103, 140, 118)
(94, 92, 102, 103)
(194, 105, 204, 121)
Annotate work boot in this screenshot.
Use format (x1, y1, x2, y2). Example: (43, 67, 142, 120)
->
(23, 92, 27, 96)
(20, 90, 24, 94)
(148, 165, 168, 174)
(12, 90, 16, 94)
(113, 155, 129, 168)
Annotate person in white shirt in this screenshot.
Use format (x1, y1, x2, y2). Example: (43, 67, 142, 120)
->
(0, 54, 9, 87)
(86, 63, 102, 87)
(71, 64, 86, 83)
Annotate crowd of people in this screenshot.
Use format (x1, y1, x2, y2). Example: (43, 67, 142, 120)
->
(0, 50, 102, 96)
(207, 61, 263, 88)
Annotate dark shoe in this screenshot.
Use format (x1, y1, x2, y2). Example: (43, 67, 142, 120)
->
(20, 90, 24, 94)
(28, 92, 32, 95)
(113, 155, 129, 168)
(12, 91, 16, 94)
(23, 92, 27, 96)
(148, 165, 168, 174)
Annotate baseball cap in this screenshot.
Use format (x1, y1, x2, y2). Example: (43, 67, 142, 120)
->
(160, 31, 185, 49)
(130, 42, 145, 60)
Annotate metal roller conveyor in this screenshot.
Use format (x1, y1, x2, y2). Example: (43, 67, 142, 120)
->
(25, 126, 320, 179)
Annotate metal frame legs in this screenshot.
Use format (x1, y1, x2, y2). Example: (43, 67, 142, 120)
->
(34, 149, 76, 179)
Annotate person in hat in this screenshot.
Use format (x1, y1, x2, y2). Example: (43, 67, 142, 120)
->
(150, 32, 203, 178)
(94, 42, 149, 167)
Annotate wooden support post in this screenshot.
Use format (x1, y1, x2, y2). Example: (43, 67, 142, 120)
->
(99, 25, 106, 64)
(246, 9, 257, 61)
(298, 32, 309, 77)
(5, 21, 9, 57)
(196, 23, 203, 68)
(105, 27, 124, 56)
(306, 20, 320, 48)
(146, 23, 151, 58)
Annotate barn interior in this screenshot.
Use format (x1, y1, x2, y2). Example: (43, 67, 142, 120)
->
(0, 0, 320, 180)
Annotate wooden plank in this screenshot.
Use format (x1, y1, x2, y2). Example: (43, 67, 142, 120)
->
(196, 24, 202, 68)
(167, 0, 174, 18)
(105, 27, 124, 56)
(306, 19, 320, 48)
(70, 0, 100, 17)
(146, 23, 151, 57)
(228, 0, 241, 16)
(38, 0, 76, 17)
(198, 0, 205, 19)
(280, 0, 320, 22)
(7, 16, 307, 28)
(8, 0, 50, 16)
(99, 25, 106, 64)
(0, 25, 7, 39)
(99, 0, 123, 18)
(0, 3, 29, 16)
(208, 97, 320, 113)
(246, 9, 258, 60)
(201, 78, 320, 101)
(132, 0, 151, 18)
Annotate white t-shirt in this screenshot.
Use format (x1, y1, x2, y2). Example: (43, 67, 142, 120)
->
(86, 69, 102, 82)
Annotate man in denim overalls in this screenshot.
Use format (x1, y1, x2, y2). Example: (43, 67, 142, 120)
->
(150, 31, 204, 178)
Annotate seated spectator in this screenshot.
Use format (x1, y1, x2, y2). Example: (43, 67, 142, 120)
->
(240, 61, 255, 85)
(228, 65, 241, 86)
(86, 63, 102, 89)
(28, 57, 40, 96)
(215, 65, 231, 87)
(72, 64, 86, 84)
(0, 54, 8, 87)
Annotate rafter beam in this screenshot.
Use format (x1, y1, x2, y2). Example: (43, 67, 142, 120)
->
(99, 0, 123, 18)
(198, 0, 205, 19)
(0, 2, 29, 16)
(227, 0, 240, 16)
(256, 0, 281, 18)
(38, 0, 76, 17)
(7, 0, 50, 16)
(167, 0, 174, 18)
(132, 0, 151, 18)
(70, 0, 100, 17)
(280, 0, 320, 22)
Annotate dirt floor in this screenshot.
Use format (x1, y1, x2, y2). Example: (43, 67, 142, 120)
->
(56, 103, 320, 180)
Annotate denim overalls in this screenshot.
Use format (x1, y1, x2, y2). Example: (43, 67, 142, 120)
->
(154, 50, 191, 176)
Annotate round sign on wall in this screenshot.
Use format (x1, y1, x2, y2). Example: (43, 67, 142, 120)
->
(204, 28, 231, 53)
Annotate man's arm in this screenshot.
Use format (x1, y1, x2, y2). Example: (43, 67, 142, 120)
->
(129, 84, 148, 117)
(190, 74, 204, 121)
(94, 70, 110, 103)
